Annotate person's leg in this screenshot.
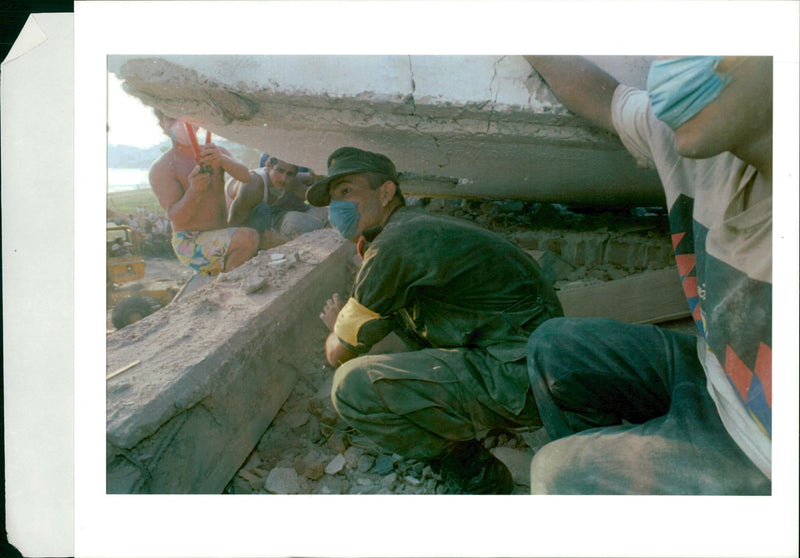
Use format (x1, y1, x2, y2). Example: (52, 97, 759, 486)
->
(258, 229, 288, 250)
(529, 382, 771, 494)
(331, 348, 535, 493)
(224, 227, 259, 271)
(276, 211, 325, 238)
(332, 349, 502, 458)
(245, 202, 273, 233)
(527, 317, 683, 439)
(526, 317, 770, 494)
(171, 229, 235, 276)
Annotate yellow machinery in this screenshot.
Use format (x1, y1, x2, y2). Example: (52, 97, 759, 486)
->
(107, 225, 179, 329)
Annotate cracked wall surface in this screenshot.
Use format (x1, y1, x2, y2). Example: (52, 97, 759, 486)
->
(109, 54, 664, 205)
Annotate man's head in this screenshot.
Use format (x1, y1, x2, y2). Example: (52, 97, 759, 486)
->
(306, 147, 404, 241)
(154, 109, 197, 147)
(647, 56, 772, 166)
(266, 157, 299, 190)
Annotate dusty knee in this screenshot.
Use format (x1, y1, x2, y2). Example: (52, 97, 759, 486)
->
(529, 440, 572, 494)
(527, 318, 582, 359)
(278, 212, 323, 238)
(232, 227, 259, 255)
(331, 359, 374, 417)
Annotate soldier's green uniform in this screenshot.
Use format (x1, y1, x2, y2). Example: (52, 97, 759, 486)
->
(331, 206, 564, 460)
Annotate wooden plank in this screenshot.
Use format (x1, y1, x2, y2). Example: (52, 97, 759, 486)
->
(557, 267, 690, 325)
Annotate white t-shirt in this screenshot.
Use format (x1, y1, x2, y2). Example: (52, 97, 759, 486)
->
(611, 85, 772, 478)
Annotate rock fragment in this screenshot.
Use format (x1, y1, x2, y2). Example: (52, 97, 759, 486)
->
(325, 453, 346, 475)
(265, 467, 301, 494)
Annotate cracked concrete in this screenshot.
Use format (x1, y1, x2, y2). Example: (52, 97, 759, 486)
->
(106, 230, 353, 493)
(109, 54, 664, 205)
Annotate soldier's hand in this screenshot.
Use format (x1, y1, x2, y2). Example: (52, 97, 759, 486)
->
(320, 292, 344, 331)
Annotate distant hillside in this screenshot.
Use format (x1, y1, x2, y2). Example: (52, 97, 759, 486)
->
(108, 140, 262, 169)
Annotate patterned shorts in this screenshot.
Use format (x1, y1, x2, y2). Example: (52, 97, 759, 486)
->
(171, 229, 236, 276)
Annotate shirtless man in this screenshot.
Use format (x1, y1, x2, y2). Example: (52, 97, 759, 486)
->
(227, 155, 326, 249)
(149, 110, 259, 275)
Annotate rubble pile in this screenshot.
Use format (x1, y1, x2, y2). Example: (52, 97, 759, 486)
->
(421, 198, 674, 285)
(226, 341, 549, 495)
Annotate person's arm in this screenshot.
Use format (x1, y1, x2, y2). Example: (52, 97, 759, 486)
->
(324, 332, 358, 368)
(198, 144, 252, 183)
(285, 175, 312, 199)
(149, 162, 209, 228)
(227, 172, 264, 226)
(524, 56, 619, 134)
(320, 293, 358, 367)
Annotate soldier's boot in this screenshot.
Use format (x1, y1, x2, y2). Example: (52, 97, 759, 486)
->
(430, 439, 514, 495)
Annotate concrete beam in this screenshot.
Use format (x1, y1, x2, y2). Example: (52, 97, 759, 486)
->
(558, 267, 690, 325)
(109, 55, 665, 206)
(106, 230, 353, 493)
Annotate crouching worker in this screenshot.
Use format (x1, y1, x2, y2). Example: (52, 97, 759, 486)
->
(227, 155, 327, 249)
(309, 147, 563, 494)
(523, 56, 772, 494)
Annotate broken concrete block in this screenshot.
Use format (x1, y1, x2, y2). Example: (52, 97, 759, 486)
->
(110, 55, 664, 205)
(557, 266, 689, 325)
(106, 230, 353, 494)
(265, 467, 301, 494)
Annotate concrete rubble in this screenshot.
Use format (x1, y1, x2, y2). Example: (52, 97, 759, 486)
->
(227, 348, 543, 495)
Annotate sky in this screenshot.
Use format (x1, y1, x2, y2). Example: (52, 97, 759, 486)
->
(107, 72, 168, 148)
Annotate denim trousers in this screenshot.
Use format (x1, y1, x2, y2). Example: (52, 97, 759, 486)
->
(526, 317, 770, 494)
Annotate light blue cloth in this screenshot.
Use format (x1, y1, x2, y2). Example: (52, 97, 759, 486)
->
(647, 56, 731, 129)
(328, 200, 360, 239)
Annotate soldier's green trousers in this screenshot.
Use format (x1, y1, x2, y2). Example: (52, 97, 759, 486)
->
(331, 347, 541, 460)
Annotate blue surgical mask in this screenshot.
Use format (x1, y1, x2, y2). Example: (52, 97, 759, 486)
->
(328, 200, 360, 240)
(647, 56, 732, 129)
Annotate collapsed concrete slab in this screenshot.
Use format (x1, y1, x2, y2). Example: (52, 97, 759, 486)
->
(106, 229, 352, 493)
(108, 55, 664, 206)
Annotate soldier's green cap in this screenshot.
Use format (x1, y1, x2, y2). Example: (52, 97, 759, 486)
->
(306, 146, 399, 207)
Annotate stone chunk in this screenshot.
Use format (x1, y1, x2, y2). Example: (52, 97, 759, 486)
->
(344, 446, 364, 469)
(327, 431, 347, 454)
(304, 461, 325, 481)
(265, 467, 301, 494)
(242, 275, 270, 294)
(357, 454, 376, 473)
(380, 472, 398, 490)
(325, 453, 346, 475)
(371, 454, 394, 475)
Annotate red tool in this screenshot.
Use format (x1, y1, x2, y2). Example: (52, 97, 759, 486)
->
(184, 122, 202, 162)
